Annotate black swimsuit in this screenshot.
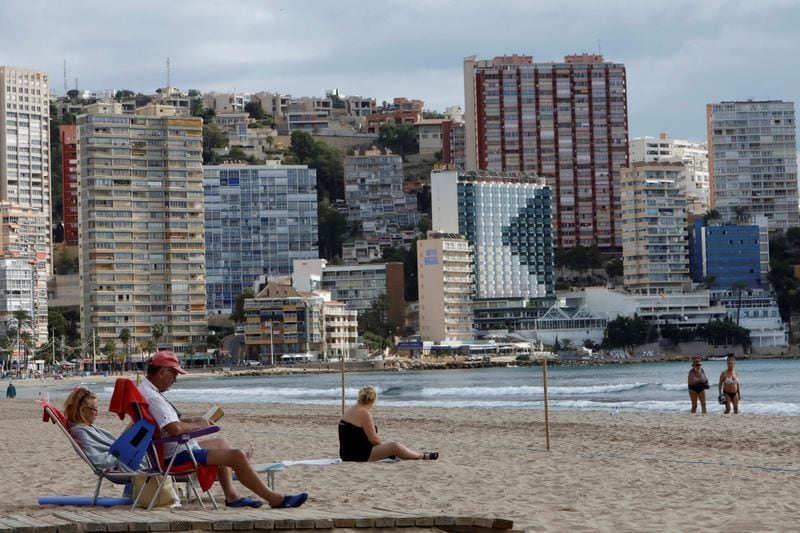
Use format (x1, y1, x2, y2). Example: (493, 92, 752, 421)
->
(338, 420, 375, 462)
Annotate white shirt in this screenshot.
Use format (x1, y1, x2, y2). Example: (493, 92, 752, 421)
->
(138, 376, 199, 459)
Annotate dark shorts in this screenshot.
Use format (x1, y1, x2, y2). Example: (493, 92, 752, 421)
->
(170, 448, 209, 466)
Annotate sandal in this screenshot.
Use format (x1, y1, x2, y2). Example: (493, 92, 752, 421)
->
(422, 451, 439, 460)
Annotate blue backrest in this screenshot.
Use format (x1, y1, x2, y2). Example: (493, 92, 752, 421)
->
(109, 419, 155, 471)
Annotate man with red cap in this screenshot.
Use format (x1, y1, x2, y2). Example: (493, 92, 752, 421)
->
(138, 351, 308, 508)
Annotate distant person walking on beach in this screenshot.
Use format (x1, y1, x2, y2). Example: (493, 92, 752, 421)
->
(687, 357, 709, 414)
(338, 385, 438, 462)
(718, 354, 741, 414)
(5, 382, 15, 399)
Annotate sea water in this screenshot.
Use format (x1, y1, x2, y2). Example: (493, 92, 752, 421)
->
(30, 358, 800, 416)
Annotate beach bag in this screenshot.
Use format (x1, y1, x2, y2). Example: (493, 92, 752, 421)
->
(718, 394, 726, 405)
(132, 475, 176, 508)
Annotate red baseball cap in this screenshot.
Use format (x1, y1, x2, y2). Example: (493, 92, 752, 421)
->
(150, 351, 186, 374)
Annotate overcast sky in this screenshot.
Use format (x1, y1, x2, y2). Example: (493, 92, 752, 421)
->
(2, 0, 800, 141)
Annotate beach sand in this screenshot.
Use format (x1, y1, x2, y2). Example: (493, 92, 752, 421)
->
(2, 386, 800, 532)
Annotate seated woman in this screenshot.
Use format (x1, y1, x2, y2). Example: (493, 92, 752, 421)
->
(64, 387, 140, 471)
(338, 385, 438, 462)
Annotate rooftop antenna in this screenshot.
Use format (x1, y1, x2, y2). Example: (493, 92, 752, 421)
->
(74, 77, 78, 93)
(63, 60, 68, 95)
(598, 39, 602, 55)
(166, 57, 171, 89)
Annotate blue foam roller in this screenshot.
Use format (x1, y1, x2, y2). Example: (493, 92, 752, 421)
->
(38, 496, 133, 507)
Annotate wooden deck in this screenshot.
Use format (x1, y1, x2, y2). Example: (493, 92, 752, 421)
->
(0, 507, 520, 532)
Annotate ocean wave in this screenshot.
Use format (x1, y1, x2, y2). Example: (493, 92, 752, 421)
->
(659, 383, 689, 391)
(419, 383, 647, 397)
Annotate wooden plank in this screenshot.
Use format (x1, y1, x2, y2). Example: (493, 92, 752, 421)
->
(491, 518, 515, 530)
(332, 517, 355, 528)
(49, 510, 107, 533)
(414, 516, 435, 527)
(312, 517, 333, 529)
(8, 513, 57, 533)
(0, 516, 36, 532)
(25, 514, 78, 533)
(162, 511, 211, 531)
(374, 516, 397, 528)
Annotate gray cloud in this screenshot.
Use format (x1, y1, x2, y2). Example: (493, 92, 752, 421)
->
(1, 0, 799, 140)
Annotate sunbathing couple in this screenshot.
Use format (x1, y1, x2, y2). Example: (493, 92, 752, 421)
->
(65, 352, 307, 509)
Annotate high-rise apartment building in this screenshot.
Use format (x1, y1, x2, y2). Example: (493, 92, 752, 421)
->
(463, 54, 629, 250)
(432, 170, 555, 299)
(60, 125, 79, 244)
(417, 231, 474, 342)
(0, 67, 52, 348)
(78, 103, 207, 353)
(629, 133, 709, 215)
(203, 163, 319, 315)
(344, 148, 419, 248)
(707, 100, 798, 229)
(621, 162, 690, 294)
(0, 203, 49, 346)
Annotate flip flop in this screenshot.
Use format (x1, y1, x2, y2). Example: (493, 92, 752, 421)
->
(225, 497, 264, 508)
(277, 492, 308, 508)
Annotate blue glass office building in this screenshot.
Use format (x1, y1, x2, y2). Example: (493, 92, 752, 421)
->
(204, 164, 319, 314)
(690, 220, 762, 289)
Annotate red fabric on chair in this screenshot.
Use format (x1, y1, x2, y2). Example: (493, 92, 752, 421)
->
(110, 378, 219, 492)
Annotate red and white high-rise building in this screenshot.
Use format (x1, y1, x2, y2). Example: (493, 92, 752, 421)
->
(60, 125, 78, 245)
(463, 54, 629, 250)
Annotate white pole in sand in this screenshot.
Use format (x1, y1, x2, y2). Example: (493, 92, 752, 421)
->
(543, 356, 551, 451)
(341, 352, 346, 416)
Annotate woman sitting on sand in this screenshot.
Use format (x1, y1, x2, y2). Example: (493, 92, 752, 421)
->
(687, 357, 709, 414)
(718, 354, 741, 414)
(64, 387, 140, 471)
(338, 385, 438, 462)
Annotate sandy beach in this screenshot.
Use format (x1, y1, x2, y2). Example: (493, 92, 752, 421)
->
(2, 381, 800, 532)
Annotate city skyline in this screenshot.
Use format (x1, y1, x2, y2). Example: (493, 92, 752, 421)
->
(2, 1, 800, 141)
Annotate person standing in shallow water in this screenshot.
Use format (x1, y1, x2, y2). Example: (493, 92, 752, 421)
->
(718, 354, 741, 414)
(687, 357, 709, 414)
(338, 385, 439, 462)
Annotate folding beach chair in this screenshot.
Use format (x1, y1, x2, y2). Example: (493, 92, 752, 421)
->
(39, 395, 158, 511)
(109, 378, 221, 511)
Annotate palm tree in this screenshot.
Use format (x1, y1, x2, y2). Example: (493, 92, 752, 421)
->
(101, 339, 119, 375)
(10, 310, 32, 370)
(140, 339, 157, 362)
(730, 206, 751, 226)
(19, 331, 33, 371)
(0, 334, 13, 374)
(730, 281, 749, 326)
(185, 344, 196, 369)
(118, 328, 132, 372)
(151, 324, 165, 351)
(702, 209, 722, 226)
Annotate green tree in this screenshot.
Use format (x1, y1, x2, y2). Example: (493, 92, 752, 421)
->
(317, 198, 348, 261)
(289, 131, 315, 162)
(0, 334, 13, 373)
(101, 338, 119, 374)
(118, 328, 132, 371)
(604, 257, 623, 280)
(140, 339, 157, 360)
(730, 281, 749, 326)
(702, 209, 722, 225)
(19, 330, 33, 370)
(358, 294, 394, 345)
(231, 289, 255, 324)
(151, 323, 165, 350)
(730, 206, 751, 225)
(114, 89, 135, 101)
(54, 247, 79, 274)
(603, 314, 648, 348)
(377, 124, 419, 156)
(11, 310, 32, 369)
(244, 101, 267, 120)
(202, 123, 228, 164)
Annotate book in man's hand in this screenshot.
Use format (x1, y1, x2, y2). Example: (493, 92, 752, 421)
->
(203, 405, 224, 423)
